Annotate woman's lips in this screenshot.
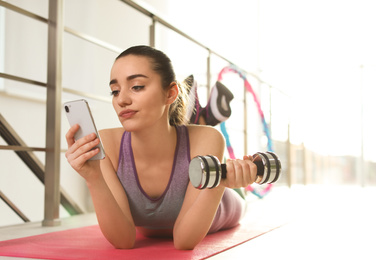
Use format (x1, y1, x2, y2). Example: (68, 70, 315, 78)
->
(119, 109, 137, 119)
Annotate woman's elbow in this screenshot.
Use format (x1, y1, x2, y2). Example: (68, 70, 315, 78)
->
(173, 239, 199, 250)
(106, 233, 136, 249)
(174, 243, 196, 250)
(112, 240, 135, 249)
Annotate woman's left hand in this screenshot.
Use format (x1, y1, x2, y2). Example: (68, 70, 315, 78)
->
(221, 155, 262, 188)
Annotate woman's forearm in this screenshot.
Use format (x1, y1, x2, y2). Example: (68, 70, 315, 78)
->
(173, 186, 225, 250)
(87, 177, 136, 249)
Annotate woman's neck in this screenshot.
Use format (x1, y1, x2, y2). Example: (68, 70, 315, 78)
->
(131, 123, 177, 162)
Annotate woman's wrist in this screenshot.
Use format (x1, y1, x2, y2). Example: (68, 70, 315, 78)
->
(85, 171, 106, 189)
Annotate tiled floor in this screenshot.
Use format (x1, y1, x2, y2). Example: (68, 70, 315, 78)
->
(1, 185, 375, 259)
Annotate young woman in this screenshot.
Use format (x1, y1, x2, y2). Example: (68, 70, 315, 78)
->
(65, 45, 259, 250)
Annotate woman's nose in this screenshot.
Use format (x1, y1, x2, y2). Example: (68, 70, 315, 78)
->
(117, 90, 131, 107)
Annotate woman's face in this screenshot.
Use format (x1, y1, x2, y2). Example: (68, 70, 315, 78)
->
(109, 55, 169, 131)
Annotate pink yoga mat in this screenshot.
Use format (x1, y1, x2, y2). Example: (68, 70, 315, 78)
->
(0, 223, 282, 259)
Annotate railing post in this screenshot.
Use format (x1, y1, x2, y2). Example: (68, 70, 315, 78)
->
(149, 16, 155, 47)
(287, 122, 292, 188)
(43, 0, 64, 227)
(206, 50, 211, 97)
(302, 143, 308, 185)
(359, 64, 365, 187)
(244, 82, 248, 155)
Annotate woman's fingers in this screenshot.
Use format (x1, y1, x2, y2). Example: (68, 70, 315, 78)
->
(224, 159, 236, 187)
(76, 133, 99, 153)
(69, 146, 100, 171)
(66, 134, 98, 158)
(65, 126, 100, 172)
(224, 158, 257, 188)
(65, 124, 80, 147)
(66, 124, 98, 150)
(64, 125, 102, 181)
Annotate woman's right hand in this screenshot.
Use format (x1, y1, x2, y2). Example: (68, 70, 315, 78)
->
(65, 124, 102, 181)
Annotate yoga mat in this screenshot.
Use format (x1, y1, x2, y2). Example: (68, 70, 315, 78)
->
(0, 221, 282, 260)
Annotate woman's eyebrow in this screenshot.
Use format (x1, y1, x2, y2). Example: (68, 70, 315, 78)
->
(127, 74, 148, 81)
(109, 74, 148, 86)
(109, 79, 117, 86)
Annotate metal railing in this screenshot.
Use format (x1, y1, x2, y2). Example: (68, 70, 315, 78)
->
(0, 114, 84, 216)
(0, 0, 287, 226)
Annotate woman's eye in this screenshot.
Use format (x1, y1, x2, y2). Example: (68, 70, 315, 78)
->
(110, 90, 120, 96)
(131, 85, 144, 92)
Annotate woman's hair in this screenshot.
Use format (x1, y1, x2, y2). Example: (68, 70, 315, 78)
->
(116, 45, 188, 126)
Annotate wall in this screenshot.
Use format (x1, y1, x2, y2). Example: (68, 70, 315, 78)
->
(0, 0, 155, 226)
(1, 0, 265, 226)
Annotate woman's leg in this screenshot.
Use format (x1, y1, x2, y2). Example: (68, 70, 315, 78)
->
(208, 188, 246, 234)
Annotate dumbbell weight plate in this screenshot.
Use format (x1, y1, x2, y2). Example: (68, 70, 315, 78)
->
(266, 151, 282, 183)
(189, 155, 221, 189)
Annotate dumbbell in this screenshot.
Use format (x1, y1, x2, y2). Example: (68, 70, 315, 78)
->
(189, 152, 282, 189)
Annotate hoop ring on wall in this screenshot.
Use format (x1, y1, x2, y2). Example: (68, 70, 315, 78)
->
(217, 65, 273, 198)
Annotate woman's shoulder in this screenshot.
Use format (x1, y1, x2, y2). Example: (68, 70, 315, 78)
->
(186, 124, 222, 139)
(98, 127, 125, 170)
(186, 124, 225, 158)
(99, 127, 125, 153)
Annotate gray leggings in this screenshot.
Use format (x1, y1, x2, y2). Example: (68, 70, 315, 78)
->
(208, 188, 246, 234)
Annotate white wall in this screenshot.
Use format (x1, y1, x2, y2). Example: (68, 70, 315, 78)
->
(0, 0, 264, 226)
(0, 0, 154, 226)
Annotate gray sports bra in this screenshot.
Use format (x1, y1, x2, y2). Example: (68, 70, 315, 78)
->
(116, 125, 191, 229)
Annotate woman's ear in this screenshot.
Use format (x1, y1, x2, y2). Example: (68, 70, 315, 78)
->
(166, 82, 179, 105)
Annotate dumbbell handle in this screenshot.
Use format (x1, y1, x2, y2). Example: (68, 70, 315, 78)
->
(219, 161, 262, 179)
(189, 152, 281, 189)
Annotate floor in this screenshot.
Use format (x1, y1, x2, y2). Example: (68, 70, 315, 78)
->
(1, 185, 375, 260)
(213, 185, 376, 259)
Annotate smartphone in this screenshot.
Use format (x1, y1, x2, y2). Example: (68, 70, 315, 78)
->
(63, 99, 105, 160)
